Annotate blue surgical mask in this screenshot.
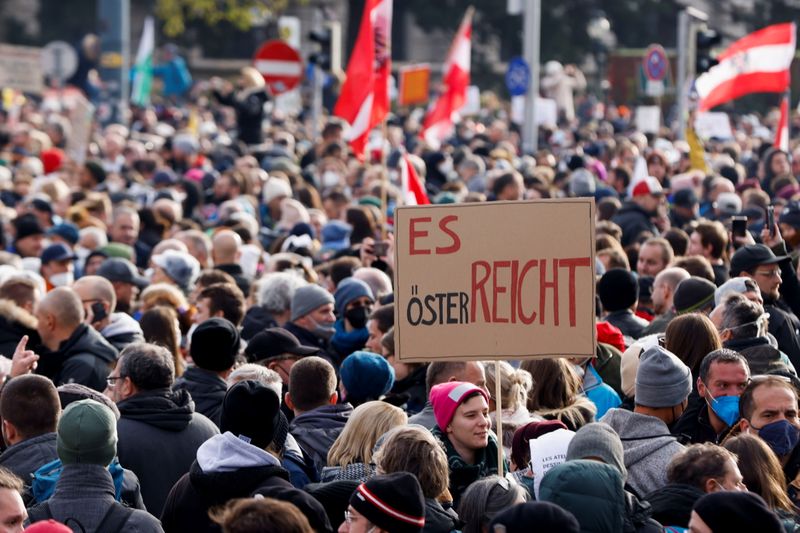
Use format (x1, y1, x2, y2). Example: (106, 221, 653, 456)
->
(707, 395, 740, 428)
(751, 419, 800, 456)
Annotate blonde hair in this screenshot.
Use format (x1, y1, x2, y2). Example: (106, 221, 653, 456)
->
(374, 425, 449, 499)
(326, 401, 406, 468)
(485, 361, 532, 412)
(240, 66, 265, 89)
(140, 283, 188, 313)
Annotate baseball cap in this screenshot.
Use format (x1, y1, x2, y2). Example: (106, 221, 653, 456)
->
(41, 243, 77, 264)
(631, 176, 664, 197)
(244, 328, 319, 363)
(714, 192, 742, 216)
(96, 258, 149, 288)
(730, 244, 791, 276)
(672, 188, 698, 208)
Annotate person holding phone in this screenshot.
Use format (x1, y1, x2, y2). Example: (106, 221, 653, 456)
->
(72, 276, 145, 353)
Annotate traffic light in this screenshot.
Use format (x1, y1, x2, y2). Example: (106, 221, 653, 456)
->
(309, 28, 332, 71)
(696, 28, 721, 74)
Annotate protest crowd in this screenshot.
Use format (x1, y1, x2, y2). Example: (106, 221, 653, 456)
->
(2, 5, 800, 533)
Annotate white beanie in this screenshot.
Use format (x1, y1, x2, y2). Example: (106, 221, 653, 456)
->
(263, 178, 292, 204)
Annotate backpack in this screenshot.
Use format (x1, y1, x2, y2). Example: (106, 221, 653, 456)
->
(26, 501, 133, 533)
(31, 459, 125, 504)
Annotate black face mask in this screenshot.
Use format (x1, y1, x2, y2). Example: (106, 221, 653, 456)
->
(345, 307, 369, 329)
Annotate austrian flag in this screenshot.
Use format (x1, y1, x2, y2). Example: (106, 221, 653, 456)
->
(696, 23, 796, 112)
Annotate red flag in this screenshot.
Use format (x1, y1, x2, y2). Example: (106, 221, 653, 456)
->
(775, 92, 790, 152)
(420, 8, 473, 148)
(333, 0, 392, 157)
(402, 154, 430, 205)
(696, 23, 796, 112)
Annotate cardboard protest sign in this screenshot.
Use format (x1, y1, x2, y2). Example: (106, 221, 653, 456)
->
(394, 199, 596, 362)
(0, 44, 43, 94)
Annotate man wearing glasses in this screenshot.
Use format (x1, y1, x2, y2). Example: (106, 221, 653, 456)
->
(730, 244, 800, 368)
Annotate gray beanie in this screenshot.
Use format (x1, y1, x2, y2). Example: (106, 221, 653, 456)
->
(566, 422, 627, 481)
(635, 345, 692, 408)
(291, 284, 335, 321)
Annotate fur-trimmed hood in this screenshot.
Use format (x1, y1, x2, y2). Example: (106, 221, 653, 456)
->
(0, 298, 37, 330)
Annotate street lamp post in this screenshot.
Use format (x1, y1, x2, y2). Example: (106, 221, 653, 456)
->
(587, 14, 616, 100)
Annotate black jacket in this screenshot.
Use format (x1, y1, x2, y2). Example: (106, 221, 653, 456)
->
(385, 364, 428, 415)
(117, 388, 219, 517)
(284, 322, 337, 368)
(423, 498, 459, 533)
(240, 306, 278, 341)
(172, 366, 227, 428)
(0, 433, 57, 489)
(161, 461, 331, 532)
(35, 324, 118, 391)
(212, 88, 269, 145)
(605, 310, 649, 340)
(763, 297, 800, 369)
(612, 201, 658, 247)
(672, 394, 735, 445)
(645, 483, 705, 529)
(214, 263, 252, 298)
(0, 300, 39, 359)
(724, 336, 790, 375)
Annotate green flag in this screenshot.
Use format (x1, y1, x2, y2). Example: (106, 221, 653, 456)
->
(131, 16, 154, 106)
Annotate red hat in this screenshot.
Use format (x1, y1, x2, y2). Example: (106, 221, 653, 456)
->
(40, 148, 65, 175)
(25, 519, 72, 533)
(596, 321, 625, 352)
(631, 176, 663, 197)
(429, 381, 489, 431)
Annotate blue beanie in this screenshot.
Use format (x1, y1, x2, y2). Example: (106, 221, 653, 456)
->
(340, 351, 394, 402)
(334, 278, 374, 317)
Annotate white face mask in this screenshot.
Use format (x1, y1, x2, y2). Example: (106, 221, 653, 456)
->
(74, 246, 91, 263)
(321, 171, 341, 188)
(49, 271, 74, 287)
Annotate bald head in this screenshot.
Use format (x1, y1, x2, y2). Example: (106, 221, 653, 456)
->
(37, 287, 84, 330)
(72, 275, 117, 312)
(653, 267, 691, 315)
(353, 267, 393, 300)
(212, 230, 242, 265)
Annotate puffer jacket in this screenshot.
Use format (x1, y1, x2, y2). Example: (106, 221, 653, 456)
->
(101, 312, 144, 352)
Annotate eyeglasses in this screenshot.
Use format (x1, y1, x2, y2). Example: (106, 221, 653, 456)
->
(755, 269, 782, 278)
(106, 376, 126, 388)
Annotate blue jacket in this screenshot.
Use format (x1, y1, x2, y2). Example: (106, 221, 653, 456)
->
(582, 364, 622, 419)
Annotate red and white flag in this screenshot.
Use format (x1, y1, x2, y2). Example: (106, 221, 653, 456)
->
(333, 0, 392, 157)
(696, 23, 796, 112)
(401, 154, 430, 205)
(775, 92, 790, 152)
(420, 8, 473, 148)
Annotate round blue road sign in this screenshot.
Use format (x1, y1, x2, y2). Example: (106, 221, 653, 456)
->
(505, 56, 530, 97)
(643, 44, 669, 82)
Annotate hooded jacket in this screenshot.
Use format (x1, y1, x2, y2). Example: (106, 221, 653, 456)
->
(161, 432, 331, 533)
(289, 403, 352, 474)
(423, 498, 459, 533)
(534, 396, 597, 432)
(101, 312, 144, 352)
(612, 201, 659, 247)
(724, 336, 796, 375)
(117, 388, 219, 517)
(25, 464, 163, 532)
(172, 366, 228, 427)
(645, 483, 705, 529)
(601, 408, 685, 497)
(0, 299, 39, 358)
(539, 460, 661, 533)
(35, 323, 118, 391)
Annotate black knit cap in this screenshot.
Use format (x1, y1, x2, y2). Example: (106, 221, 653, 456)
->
(597, 268, 638, 312)
(190, 317, 240, 371)
(306, 479, 360, 529)
(220, 380, 280, 450)
(489, 502, 580, 533)
(693, 492, 782, 532)
(13, 214, 45, 242)
(350, 473, 425, 533)
(673, 276, 716, 314)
